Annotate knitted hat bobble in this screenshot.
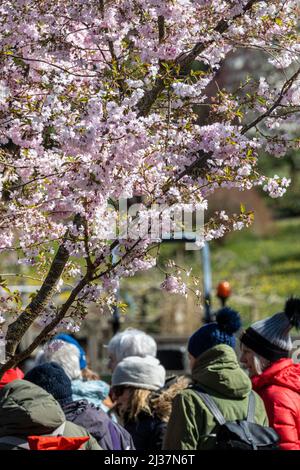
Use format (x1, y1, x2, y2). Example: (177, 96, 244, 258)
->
(284, 297, 300, 329)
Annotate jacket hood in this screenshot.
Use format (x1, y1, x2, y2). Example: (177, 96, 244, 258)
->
(62, 399, 108, 441)
(62, 398, 101, 427)
(150, 376, 190, 422)
(72, 379, 109, 405)
(192, 344, 252, 399)
(0, 380, 65, 436)
(252, 358, 300, 394)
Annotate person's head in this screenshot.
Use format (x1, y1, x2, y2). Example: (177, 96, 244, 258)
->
(111, 355, 165, 420)
(25, 362, 73, 406)
(240, 297, 300, 376)
(239, 343, 271, 377)
(37, 340, 81, 380)
(187, 307, 242, 368)
(54, 333, 87, 370)
(106, 328, 157, 372)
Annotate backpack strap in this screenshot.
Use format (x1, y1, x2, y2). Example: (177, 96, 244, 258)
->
(246, 391, 256, 423)
(192, 387, 226, 426)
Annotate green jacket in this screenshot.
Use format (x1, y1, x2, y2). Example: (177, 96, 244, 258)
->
(163, 345, 268, 450)
(0, 380, 101, 450)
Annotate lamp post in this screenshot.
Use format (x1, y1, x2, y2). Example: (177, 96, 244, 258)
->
(217, 281, 232, 307)
(111, 247, 121, 335)
(202, 241, 212, 323)
(163, 232, 213, 324)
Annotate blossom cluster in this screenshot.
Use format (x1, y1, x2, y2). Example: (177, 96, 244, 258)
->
(0, 0, 299, 339)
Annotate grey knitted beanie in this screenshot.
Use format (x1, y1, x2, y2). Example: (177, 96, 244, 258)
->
(240, 297, 300, 361)
(111, 355, 166, 391)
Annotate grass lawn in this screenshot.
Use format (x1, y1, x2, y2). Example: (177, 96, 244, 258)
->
(122, 217, 300, 329)
(122, 218, 300, 326)
(208, 217, 300, 326)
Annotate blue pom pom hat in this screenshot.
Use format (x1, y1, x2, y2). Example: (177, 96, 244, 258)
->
(188, 307, 242, 359)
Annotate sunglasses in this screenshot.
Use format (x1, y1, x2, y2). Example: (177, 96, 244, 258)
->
(111, 386, 128, 398)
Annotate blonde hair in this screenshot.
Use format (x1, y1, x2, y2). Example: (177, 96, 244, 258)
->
(118, 388, 152, 421)
(150, 376, 190, 422)
(115, 375, 190, 422)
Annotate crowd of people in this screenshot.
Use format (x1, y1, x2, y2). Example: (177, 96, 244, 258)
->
(0, 297, 299, 450)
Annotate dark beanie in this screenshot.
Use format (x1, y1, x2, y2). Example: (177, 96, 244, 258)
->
(25, 362, 73, 406)
(188, 307, 241, 359)
(240, 297, 300, 362)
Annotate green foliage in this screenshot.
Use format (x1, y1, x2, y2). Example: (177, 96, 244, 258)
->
(121, 218, 300, 330)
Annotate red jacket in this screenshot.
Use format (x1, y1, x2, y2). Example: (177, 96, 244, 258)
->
(0, 368, 24, 389)
(252, 358, 300, 450)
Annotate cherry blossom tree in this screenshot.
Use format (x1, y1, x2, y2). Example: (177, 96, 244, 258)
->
(0, 0, 299, 373)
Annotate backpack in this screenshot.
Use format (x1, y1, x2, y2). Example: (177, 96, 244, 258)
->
(193, 387, 280, 450)
(0, 422, 88, 450)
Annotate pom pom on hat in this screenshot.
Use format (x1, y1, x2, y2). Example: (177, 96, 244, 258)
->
(284, 297, 300, 329)
(216, 307, 242, 334)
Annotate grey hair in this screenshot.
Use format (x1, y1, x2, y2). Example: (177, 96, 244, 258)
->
(252, 352, 271, 376)
(107, 328, 157, 364)
(35, 340, 82, 380)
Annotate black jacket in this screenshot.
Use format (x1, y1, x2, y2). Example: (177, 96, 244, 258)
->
(124, 411, 167, 450)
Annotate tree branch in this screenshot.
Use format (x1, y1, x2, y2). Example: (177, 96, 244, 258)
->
(0, 275, 89, 374)
(4, 243, 70, 359)
(242, 66, 300, 134)
(136, 0, 261, 117)
(4, 214, 84, 358)
(158, 16, 165, 44)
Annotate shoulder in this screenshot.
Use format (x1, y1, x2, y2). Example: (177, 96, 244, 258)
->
(170, 387, 207, 418)
(263, 385, 300, 414)
(175, 387, 206, 404)
(64, 420, 90, 437)
(83, 401, 108, 419)
(64, 421, 102, 450)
